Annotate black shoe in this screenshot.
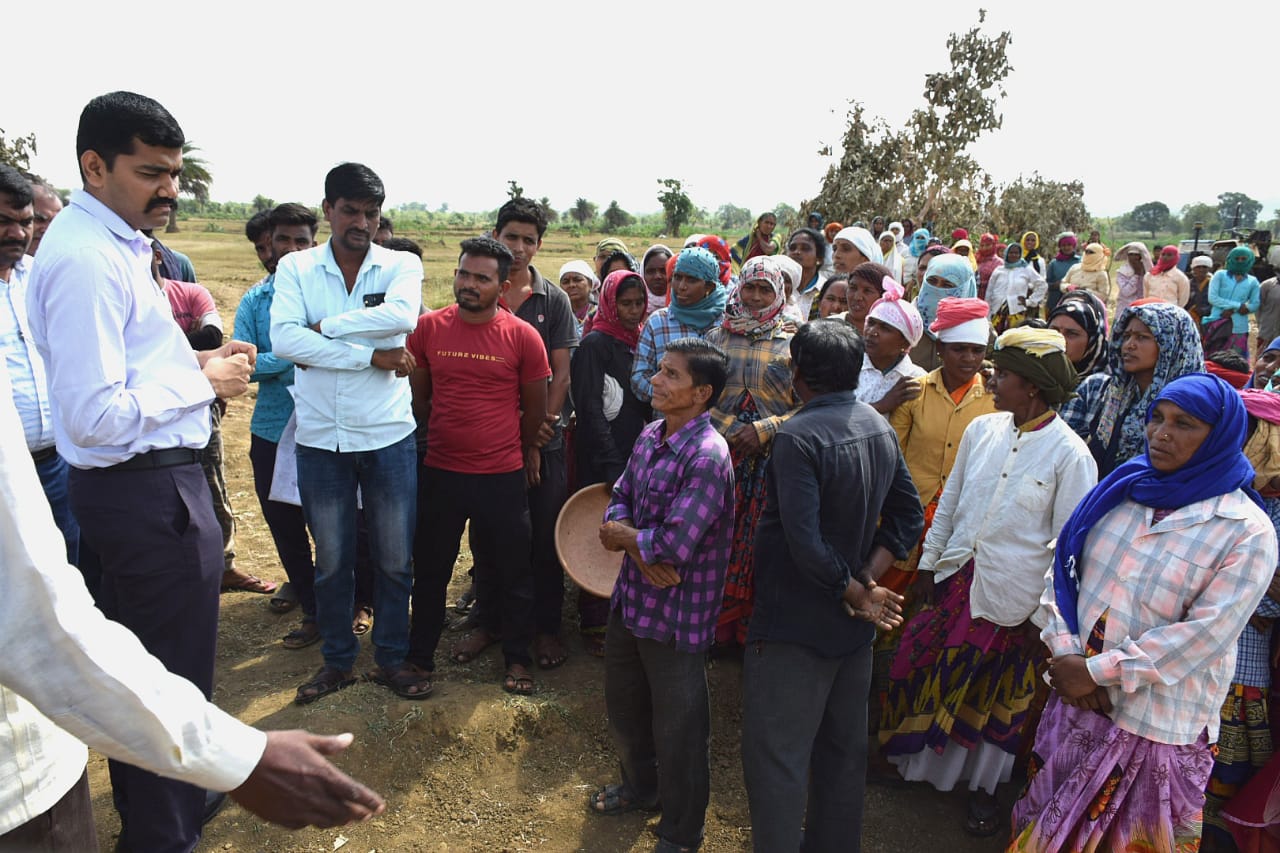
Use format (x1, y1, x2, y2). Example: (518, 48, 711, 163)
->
(202, 790, 228, 826)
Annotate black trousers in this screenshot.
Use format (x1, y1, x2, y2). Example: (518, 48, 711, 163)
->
(409, 466, 533, 670)
(741, 639, 872, 853)
(248, 434, 315, 617)
(69, 462, 222, 853)
(529, 445, 568, 635)
(604, 608, 711, 850)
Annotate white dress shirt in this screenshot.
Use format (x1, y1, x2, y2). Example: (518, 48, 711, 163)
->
(919, 412, 1097, 627)
(25, 190, 213, 468)
(270, 241, 421, 452)
(0, 255, 54, 451)
(0, 369, 265, 833)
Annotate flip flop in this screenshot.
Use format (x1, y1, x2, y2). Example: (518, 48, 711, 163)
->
(535, 634, 568, 670)
(221, 571, 279, 595)
(269, 582, 298, 614)
(451, 629, 499, 664)
(294, 665, 356, 705)
(502, 665, 535, 696)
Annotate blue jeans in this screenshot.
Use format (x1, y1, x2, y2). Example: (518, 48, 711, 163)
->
(34, 451, 80, 567)
(296, 432, 416, 671)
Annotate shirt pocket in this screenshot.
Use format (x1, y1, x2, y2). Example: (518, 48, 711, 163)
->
(1016, 475, 1053, 512)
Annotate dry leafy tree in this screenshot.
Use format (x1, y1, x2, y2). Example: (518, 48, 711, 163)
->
(806, 10, 1089, 240)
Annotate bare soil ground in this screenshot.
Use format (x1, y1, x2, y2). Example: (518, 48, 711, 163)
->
(86, 228, 1010, 852)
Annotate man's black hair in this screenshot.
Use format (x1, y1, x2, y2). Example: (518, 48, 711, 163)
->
(378, 215, 393, 233)
(665, 337, 730, 409)
(790, 319, 864, 394)
(1208, 349, 1252, 374)
(382, 237, 423, 258)
(495, 197, 547, 239)
(76, 91, 184, 179)
(268, 202, 319, 236)
(459, 235, 514, 282)
(0, 165, 34, 208)
(245, 210, 270, 243)
(324, 162, 384, 205)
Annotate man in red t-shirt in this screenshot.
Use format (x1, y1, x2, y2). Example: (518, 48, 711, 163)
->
(405, 236, 549, 696)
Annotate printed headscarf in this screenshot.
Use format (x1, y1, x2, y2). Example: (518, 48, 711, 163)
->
(1241, 388, 1280, 492)
(991, 327, 1078, 405)
(596, 237, 629, 259)
(909, 228, 931, 258)
(834, 226, 886, 267)
(591, 270, 646, 351)
(1226, 246, 1257, 276)
(1080, 242, 1107, 273)
(1091, 302, 1205, 473)
(1048, 290, 1109, 377)
(723, 256, 786, 340)
(1151, 245, 1180, 277)
(1053, 373, 1261, 634)
(916, 252, 978, 334)
(695, 235, 734, 285)
(867, 278, 924, 347)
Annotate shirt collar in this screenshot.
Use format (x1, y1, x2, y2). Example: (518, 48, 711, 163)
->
(70, 189, 151, 252)
(527, 264, 547, 296)
(925, 367, 986, 397)
(658, 410, 711, 453)
(319, 239, 384, 280)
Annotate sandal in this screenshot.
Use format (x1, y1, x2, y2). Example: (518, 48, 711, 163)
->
(451, 628, 499, 664)
(282, 621, 321, 650)
(454, 584, 476, 614)
(365, 662, 433, 700)
(535, 633, 569, 670)
(587, 782, 659, 816)
(294, 665, 356, 705)
(964, 791, 1003, 838)
(352, 605, 373, 636)
(502, 664, 535, 696)
(268, 581, 298, 614)
(221, 570, 279, 595)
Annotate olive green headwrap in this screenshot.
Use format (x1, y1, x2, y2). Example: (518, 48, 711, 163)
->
(991, 327, 1079, 405)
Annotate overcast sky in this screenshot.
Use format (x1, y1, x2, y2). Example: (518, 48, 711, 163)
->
(14, 0, 1279, 222)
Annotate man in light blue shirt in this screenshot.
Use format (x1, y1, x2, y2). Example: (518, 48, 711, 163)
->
(270, 163, 429, 704)
(25, 90, 257, 853)
(0, 166, 80, 572)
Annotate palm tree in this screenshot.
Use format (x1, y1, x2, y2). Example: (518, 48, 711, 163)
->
(166, 142, 212, 232)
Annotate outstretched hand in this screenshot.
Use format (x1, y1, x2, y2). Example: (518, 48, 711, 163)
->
(229, 730, 385, 830)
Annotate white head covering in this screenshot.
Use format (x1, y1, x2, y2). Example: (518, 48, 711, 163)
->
(833, 226, 885, 267)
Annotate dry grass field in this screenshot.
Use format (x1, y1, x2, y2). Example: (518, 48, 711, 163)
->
(84, 220, 1011, 851)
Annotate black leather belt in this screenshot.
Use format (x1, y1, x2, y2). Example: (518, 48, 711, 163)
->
(106, 448, 203, 471)
(30, 446, 57, 464)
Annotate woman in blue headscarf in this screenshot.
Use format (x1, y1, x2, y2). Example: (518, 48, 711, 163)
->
(1011, 373, 1278, 853)
(911, 253, 979, 370)
(905, 228, 932, 291)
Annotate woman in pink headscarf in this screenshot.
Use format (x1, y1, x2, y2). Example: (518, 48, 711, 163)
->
(857, 277, 927, 413)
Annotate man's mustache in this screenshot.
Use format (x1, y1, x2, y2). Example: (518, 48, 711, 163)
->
(146, 198, 177, 212)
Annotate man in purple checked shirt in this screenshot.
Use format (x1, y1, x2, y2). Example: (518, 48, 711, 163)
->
(591, 336, 735, 853)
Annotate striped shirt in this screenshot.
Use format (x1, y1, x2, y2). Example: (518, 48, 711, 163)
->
(1040, 491, 1277, 744)
(0, 256, 53, 451)
(607, 411, 735, 652)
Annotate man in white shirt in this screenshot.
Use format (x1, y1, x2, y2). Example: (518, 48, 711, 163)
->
(270, 163, 428, 705)
(27, 176, 62, 257)
(25, 90, 257, 853)
(0, 166, 80, 573)
(0, 369, 385, 850)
